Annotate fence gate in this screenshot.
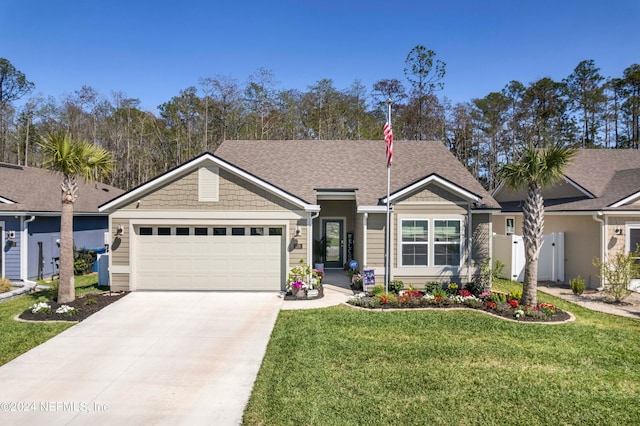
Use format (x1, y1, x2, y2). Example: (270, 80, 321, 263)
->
(493, 233, 564, 282)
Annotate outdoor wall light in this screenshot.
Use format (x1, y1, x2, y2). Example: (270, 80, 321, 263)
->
(116, 225, 125, 236)
(614, 226, 623, 235)
(294, 227, 301, 237)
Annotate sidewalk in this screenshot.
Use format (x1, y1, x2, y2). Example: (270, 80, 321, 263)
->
(537, 283, 640, 320)
(281, 284, 352, 310)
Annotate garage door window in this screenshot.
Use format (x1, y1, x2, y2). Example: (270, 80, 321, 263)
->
(213, 227, 226, 235)
(158, 227, 171, 236)
(176, 227, 190, 236)
(251, 227, 264, 236)
(194, 227, 208, 236)
(139, 227, 153, 235)
(232, 227, 245, 236)
(269, 228, 283, 236)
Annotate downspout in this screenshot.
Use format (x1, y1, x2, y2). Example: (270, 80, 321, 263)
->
(21, 216, 36, 284)
(467, 204, 473, 284)
(363, 213, 368, 268)
(592, 211, 605, 289)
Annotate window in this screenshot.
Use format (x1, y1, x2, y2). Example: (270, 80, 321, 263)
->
(505, 217, 515, 235)
(251, 227, 264, 236)
(139, 227, 153, 235)
(157, 227, 171, 236)
(629, 226, 640, 276)
(433, 220, 461, 266)
(401, 220, 429, 266)
(194, 227, 208, 236)
(213, 227, 227, 236)
(176, 227, 190, 236)
(232, 227, 245, 236)
(269, 227, 283, 236)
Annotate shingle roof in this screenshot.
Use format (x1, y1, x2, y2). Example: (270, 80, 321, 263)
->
(497, 149, 640, 211)
(214, 140, 500, 208)
(0, 163, 124, 214)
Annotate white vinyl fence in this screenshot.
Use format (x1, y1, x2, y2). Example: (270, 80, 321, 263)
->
(493, 233, 565, 282)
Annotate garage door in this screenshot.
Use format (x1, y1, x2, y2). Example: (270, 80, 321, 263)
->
(135, 226, 284, 291)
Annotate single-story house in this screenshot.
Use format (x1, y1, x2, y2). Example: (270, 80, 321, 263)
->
(0, 162, 123, 281)
(99, 140, 500, 292)
(492, 149, 640, 289)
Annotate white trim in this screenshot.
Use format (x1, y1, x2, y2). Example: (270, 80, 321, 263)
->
(99, 153, 316, 212)
(363, 213, 368, 268)
(316, 191, 356, 200)
(610, 191, 640, 208)
(505, 216, 515, 235)
(357, 206, 388, 213)
(0, 220, 4, 277)
(0, 196, 15, 204)
(111, 210, 308, 220)
(382, 175, 481, 204)
(398, 201, 470, 206)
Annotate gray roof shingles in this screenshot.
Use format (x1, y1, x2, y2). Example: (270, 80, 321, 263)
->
(0, 163, 124, 214)
(214, 140, 500, 209)
(497, 149, 640, 211)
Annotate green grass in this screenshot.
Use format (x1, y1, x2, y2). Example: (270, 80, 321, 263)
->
(243, 279, 640, 425)
(0, 274, 105, 366)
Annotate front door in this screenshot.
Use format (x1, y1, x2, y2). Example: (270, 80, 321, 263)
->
(323, 219, 343, 268)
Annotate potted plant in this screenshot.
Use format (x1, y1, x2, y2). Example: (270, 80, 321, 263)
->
(313, 237, 327, 270)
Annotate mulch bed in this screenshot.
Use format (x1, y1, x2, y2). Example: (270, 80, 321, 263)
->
(378, 303, 572, 322)
(18, 292, 129, 322)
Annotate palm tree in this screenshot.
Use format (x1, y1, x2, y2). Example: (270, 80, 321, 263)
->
(498, 143, 577, 306)
(40, 132, 113, 303)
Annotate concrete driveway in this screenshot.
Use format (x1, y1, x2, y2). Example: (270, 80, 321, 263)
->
(0, 291, 283, 425)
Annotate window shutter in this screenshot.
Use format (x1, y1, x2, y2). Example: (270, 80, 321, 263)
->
(198, 166, 219, 202)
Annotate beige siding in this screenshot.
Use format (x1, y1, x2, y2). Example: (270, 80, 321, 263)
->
(401, 184, 465, 203)
(545, 215, 601, 288)
(122, 168, 299, 211)
(471, 213, 491, 266)
(606, 216, 640, 254)
(110, 273, 129, 292)
(110, 218, 130, 266)
(366, 214, 386, 267)
(288, 218, 308, 267)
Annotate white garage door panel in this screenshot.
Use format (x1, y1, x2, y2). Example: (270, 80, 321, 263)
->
(136, 234, 282, 291)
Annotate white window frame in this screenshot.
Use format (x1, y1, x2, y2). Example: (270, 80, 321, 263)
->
(626, 224, 640, 285)
(397, 215, 464, 269)
(433, 219, 463, 267)
(400, 219, 429, 267)
(505, 216, 515, 235)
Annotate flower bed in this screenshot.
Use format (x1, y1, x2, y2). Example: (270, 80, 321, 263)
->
(347, 288, 571, 322)
(284, 259, 325, 300)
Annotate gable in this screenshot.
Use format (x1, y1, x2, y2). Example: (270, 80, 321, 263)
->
(120, 167, 303, 212)
(395, 183, 466, 204)
(494, 178, 591, 203)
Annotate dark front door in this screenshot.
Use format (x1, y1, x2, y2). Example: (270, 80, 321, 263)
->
(323, 219, 343, 268)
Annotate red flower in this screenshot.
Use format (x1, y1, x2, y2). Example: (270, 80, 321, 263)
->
(508, 300, 519, 308)
(458, 289, 472, 297)
(486, 301, 497, 309)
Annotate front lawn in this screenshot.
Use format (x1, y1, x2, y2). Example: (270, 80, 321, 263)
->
(243, 280, 640, 425)
(0, 274, 105, 366)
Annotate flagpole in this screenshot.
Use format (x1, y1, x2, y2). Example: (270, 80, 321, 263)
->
(385, 99, 393, 296)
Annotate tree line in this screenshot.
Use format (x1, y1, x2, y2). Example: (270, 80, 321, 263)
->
(1, 47, 639, 191)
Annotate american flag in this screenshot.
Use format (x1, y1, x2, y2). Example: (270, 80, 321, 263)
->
(384, 122, 393, 168)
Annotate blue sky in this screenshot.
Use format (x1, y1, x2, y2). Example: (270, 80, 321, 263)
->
(1, 0, 638, 113)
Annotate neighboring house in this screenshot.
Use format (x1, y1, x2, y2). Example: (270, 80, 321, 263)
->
(0, 162, 123, 281)
(99, 140, 500, 292)
(492, 149, 640, 289)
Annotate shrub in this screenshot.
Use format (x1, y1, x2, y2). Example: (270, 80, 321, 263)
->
(0, 277, 12, 293)
(377, 293, 397, 306)
(570, 276, 586, 295)
(425, 281, 442, 294)
(388, 280, 404, 295)
(492, 260, 505, 279)
(464, 280, 484, 296)
(463, 298, 484, 309)
(371, 285, 385, 296)
(593, 247, 640, 302)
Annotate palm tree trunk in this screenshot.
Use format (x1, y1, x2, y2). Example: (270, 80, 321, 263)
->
(521, 183, 544, 306)
(58, 178, 76, 303)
